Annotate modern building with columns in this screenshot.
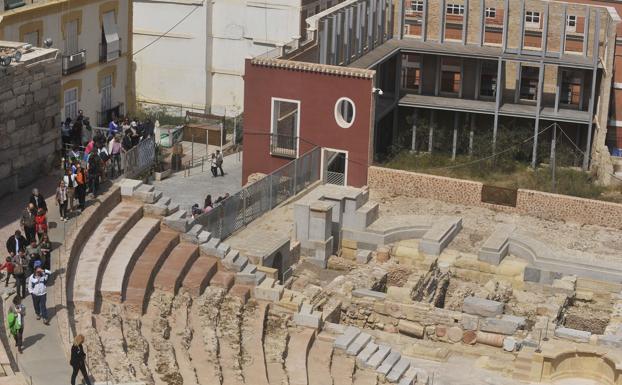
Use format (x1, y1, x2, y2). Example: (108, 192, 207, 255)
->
(242, 0, 621, 186)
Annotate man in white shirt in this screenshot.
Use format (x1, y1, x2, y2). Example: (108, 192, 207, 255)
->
(28, 264, 51, 325)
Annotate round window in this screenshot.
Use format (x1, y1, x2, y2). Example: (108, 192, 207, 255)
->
(334, 97, 356, 128)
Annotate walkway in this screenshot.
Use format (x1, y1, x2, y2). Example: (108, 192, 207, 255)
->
(152, 152, 243, 212)
(0, 173, 73, 385)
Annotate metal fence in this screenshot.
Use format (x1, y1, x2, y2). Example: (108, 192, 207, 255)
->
(123, 137, 156, 178)
(196, 147, 321, 239)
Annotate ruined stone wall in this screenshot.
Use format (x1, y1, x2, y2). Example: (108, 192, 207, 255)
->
(367, 166, 622, 229)
(0, 50, 61, 197)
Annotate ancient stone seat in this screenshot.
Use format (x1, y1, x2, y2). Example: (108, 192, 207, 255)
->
(100, 217, 161, 303)
(72, 201, 143, 309)
(181, 256, 218, 296)
(153, 242, 199, 294)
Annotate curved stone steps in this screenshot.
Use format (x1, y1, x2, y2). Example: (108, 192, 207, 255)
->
(286, 328, 316, 385)
(152, 242, 199, 294)
(264, 309, 291, 385)
(82, 321, 113, 382)
(100, 217, 161, 303)
(94, 302, 136, 383)
(169, 290, 200, 385)
(182, 256, 219, 296)
(331, 350, 355, 385)
(241, 301, 270, 385)
(193, 286, 227, 385)
(141, 290, 181, 385)
(308, 338, 334, 385)
(217, 294, 245, 385)
(124, 229, 179, 314)
(73, 201, 143, 309)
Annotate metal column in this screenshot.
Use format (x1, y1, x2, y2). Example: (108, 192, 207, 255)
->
(462, 0, 469, 45)
(518, 0, 525, 54)
(434, 56, 441, 96)
(582, 6, 590, 57)
(541, 3, 549, 56)
(320, 18, 329, 64)
(452, 112, 459, 160)
(583, 10, 600, 170)
(478, 0, 485, 46)
(560, 5, 567, 56)
(422, 0, 428, 41)
(429, 110, 436, 152)
(501, 0, 509, 52)
(474, 61, 481, 100)
(531, 61, 545, 168)
(554, 69, 562, 112)
(440, 0, 446, 43)
(411, 109, 418, 152)
(514, 63, 521, 104)
(469, 113, 476, 156)
(493, 58, 503, 155)
(369, 0, 376, 49)
(397, 0, 404, 39)
(330, 15, 338, 65)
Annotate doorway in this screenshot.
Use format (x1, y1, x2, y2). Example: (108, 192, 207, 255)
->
(322, 148, 348, 186)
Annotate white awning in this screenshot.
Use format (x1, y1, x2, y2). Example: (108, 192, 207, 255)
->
(102, 11, 120, 61)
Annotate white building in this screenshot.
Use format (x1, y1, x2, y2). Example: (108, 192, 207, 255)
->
(0, 0, 133, 126)
(133, 0, 339, 116)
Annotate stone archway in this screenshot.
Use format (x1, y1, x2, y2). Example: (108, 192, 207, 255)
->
(542, 351, 621, 385)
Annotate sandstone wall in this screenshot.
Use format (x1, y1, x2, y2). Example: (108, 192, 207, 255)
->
(367, 166, 622, 229)
(0, 50, 61, 197)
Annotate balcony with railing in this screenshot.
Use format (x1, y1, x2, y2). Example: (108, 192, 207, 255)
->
(62, 49, 86, 75)
(97, 103, 124, 126)
(99, 38, 121, 63)
(270, 133, 298, 158)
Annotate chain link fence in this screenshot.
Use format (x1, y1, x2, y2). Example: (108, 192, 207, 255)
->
(196, 147, 321, 239)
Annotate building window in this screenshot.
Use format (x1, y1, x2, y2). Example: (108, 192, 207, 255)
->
(335, 98, 356, 128)
(525, 11, 540, 28)
(65, 19, 79, 55)
(485, 7, 496, 18)
(519, 66, 540, 100)
(101, 10, 120, 62)
(479, 61, 497, 98)
(566, 15, 577, 32)
(410, 0, 423, 13)
(100, 74, 113, 113)
(446, 4, 464, 15)
(23, 31, 39, 46)
(64, 88, 78, 120)
(270, 98, 299, 157)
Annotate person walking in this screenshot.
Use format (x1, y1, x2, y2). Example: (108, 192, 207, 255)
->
(0, 255, 14, 287)
(87, 151, 101, 197)
(75, 164, 87, 211)
(29, 188, 47, 213)
(34, 208, 48, 243)
(203, 195, 213, 213)
(216, 149, 224, 176)
(38, 234, 52, 271)
(63, 168, 77, 216)
(20, 204, 36, 244)
(7, 296, 25, 354)
(12, 251, 28, 299)
(56, 180, 69, 221)
(70, 334, 92, 385)
(210, 153, 218, 177)
(6, 230, 26, 255)
(108, 134, 123, 178)
(28, 265, 50, 325)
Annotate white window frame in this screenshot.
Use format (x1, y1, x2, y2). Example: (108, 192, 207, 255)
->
(525, 11, 540, 28)
(485, 7, 496, 19)
(409, 0, 423, 13)
(334, 97, 356, 129)
(321, 147, 348, 186)
(270, 97, 300, 157)
(446, 4, 464, 15)
(65, 19, 79, 55)
(64, 87, 78, 121)
(100, 74, 113, 113)
(566, 15, 577, 32)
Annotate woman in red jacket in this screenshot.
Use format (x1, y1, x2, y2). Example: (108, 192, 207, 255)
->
(34, 208, 47, 243)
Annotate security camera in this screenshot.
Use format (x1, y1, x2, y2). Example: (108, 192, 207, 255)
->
(372, 87, 384, 95)
(13, 51, 22, 63)
(0, 56, 11, 67)
(43, 38, 53, 48)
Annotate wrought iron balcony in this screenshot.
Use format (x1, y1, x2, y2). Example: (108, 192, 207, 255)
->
(62, 50, 86, 75)
(270, 133, 298, 158)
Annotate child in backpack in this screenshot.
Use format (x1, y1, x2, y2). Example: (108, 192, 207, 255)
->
(0, 255, 14, 286)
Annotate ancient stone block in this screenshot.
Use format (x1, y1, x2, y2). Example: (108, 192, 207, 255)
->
(397, 319, 424, 338)
(334, 326, 361, 350)
(480, 317, 521, 335)
(554, 327, 591, 343)
(460, 314, 480, 331)
(462, 297, 504, 317)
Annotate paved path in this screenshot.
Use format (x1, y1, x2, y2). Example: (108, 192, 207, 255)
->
(152, 152, 243, 212)
(0, 173, 75, 385)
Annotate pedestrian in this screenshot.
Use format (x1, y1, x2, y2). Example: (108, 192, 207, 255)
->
(0, 255, 15, 287)
(108, 117, 119, 139)
(203, 195, 213, 213)
(7, 296, 25, 354)
(61, 117, 72, 148)
(25, 240, 40, 261)
(63, 168, 77, 215)
(70, 334, 93, 385)
(215, 193, 230, 205)
(28, 265, 50, 325)
(6, 230, 26, 255)
(29, 188, 47, 213)
(216, 149, 224, 176)
(34, 208, 47, 243)
(75, 164, 87, 211)
(210, 153, 217, 177)
(20, 204, 36, 244)
(87, 152, 101, 197)
(38, 234, 52, 271)
(56, 180, 69, 222)
(72, 113, 83, 147)
(122, 129, 133, 151)
(108, 134, 123, 177)
(12, 251, 28, 299)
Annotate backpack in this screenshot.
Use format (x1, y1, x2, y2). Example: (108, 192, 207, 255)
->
(13, 258, 24, 275)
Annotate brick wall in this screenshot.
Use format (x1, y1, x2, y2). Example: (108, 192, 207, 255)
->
(368, 166, 622, 229)
(0, 49, 61, 198)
